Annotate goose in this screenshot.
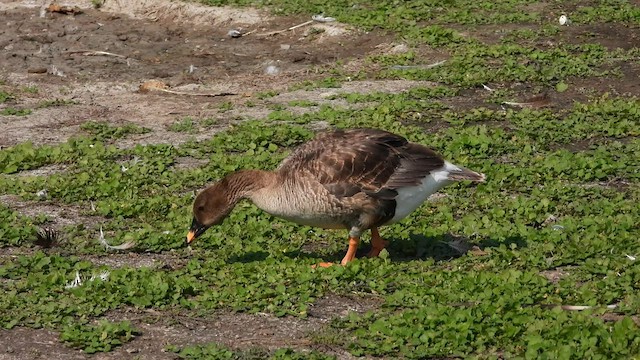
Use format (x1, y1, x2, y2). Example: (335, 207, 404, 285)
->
(187, 128, 485, 267)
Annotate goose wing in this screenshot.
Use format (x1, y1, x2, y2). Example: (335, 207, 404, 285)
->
(278, 128, 445, 199)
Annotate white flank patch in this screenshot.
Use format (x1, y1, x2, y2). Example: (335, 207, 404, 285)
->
(386, 164, 455, 224)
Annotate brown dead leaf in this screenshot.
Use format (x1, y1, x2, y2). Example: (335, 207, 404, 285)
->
(469, 246, 488, 256)
(46, 3, 83, 15)
(139, 80, 168, 93)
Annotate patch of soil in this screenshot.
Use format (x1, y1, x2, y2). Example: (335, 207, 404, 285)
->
(0, 194, 103, 229)
(101, 308, 320, 355)
(99, 0, 268, 26)
(540, 267, 573, 284)
(0, 327, 87, 360)
(12, 164, 69, 177)
(579, 178, 634, 192)
(600, 313, 640, 326)
(1, 1, 636, 148)
(0, 293, 378, 360)
(563, 61, 640, 106)
(307, 293, 383, 320)
(266, 79, 441, 116)
(0, 0, 391, 147)
(0, 247, 189, 274)
(549, 135, 634, 153)
(84, 252, 190, 270)
(101, 294, 380, 357)
(451, 21, 640, 111)
(172, 156, 209, 170)
(440, 88, 492, 112)
(558, 23, 640, 51)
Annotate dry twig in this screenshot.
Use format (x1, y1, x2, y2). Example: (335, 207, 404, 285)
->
(258, 20, 314, 37)
(139, 80, 236, 97)
(390, 60, 447, 70)
(66, 50, 128, 58)
(540, 304, 618, 311)
(503, 93, 551, 109)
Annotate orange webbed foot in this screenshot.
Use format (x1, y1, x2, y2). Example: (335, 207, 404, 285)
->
(367, 227, 389, 258)
(312, 236, 360, 268)
(312, 262, 335, 268)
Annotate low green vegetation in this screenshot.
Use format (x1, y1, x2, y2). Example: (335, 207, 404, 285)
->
(219, 101, 234, 112)
(37, 98, 77, 108)
(168, 117, 198, 133)
(1, 0, 639, 358)
(1, 91, 638, 357)
(168, 117, 219, 133)
(170, 344, 336, 359)
(288, 99, 319, 107)
(0, 107, 32, 116)
(0, 90, 14, 103)
(80, 121, 151, 141)
(60, 320, 140, 353)
(22, 85, 39, 94)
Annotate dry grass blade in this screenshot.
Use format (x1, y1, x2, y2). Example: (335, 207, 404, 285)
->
(65, 270, 110, 289)
(451, 301, 618, 312)
(66, 50, 128, 58)
(312, 14, 336, 22)
(35, 227, 58, 248)
(65, 271, 82, 289)
(540, 304, 618, 311)
(390, 60, 446, 70)
(503, 93, 551, 109)
(47, 65, 65, 77)
(89, 271, 111, 282)
(98, 226, 136, 250)
(258, 20, 314, 36)
(138, 80, 236, 97)
(241, 30, 256, 37)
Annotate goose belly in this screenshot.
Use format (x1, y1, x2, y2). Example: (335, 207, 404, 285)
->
(386, 169, 453, 224)
(250, 186, 348, 229)
(277, 213, 347, 229)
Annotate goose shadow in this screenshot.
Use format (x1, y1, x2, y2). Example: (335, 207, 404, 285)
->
(283, 233, 528, 264)
(227, 250, 270, 264)
(226, 233, 527, 264)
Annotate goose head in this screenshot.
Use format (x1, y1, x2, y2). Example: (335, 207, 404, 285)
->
(186, 170, 273, 245)
(186, 182, 235, 245)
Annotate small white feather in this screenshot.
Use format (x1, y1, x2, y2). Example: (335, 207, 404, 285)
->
(98, 226, 136, 250)
(65, 271, 82, 289)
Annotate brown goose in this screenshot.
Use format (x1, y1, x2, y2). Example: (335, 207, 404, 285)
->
(187, 128, 485, 267)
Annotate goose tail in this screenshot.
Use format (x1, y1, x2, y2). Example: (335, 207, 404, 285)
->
(444, 161, 486, 182)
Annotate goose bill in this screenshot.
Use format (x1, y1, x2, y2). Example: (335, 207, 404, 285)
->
(186, 218, 207, 244)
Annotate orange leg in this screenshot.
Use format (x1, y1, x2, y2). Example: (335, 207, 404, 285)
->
(367, 227, 389, 258)
(340, 237, 359, 265)
(315, 236, 359, 268)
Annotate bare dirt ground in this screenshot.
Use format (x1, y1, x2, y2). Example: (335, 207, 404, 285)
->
(0, 0, 399, 148)
(1, 0, 639, 358)
(0, 0, 393, 358)
(0, 296, 380, 360)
